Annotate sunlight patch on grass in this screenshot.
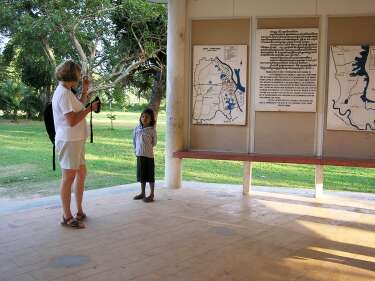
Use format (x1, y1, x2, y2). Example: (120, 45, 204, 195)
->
(0, 164, 39, 176)
(92, 170, 132, 177)
(86, 154, 135, 164)
(93, 138, 132, 146)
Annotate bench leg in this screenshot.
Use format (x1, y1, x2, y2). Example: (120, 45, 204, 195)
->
(315, 164, 324, 198)
(243, 161, 252, 195)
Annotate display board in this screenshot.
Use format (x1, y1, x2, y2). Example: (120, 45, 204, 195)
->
(254, 18, 319, 155)
(327, 45, 375, 131)
(190, 19, 250, 152)
(255, 28, 319, 112)
(323, 16, 375, 159)
(192, 45, 247, 125)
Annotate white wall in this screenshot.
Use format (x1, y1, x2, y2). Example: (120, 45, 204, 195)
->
(185, 0, 375, 157)
(188, 0, 375, 18)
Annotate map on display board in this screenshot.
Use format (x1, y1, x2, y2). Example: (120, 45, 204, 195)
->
(192, 45, 247, 125)
(327, 45, 375, 131)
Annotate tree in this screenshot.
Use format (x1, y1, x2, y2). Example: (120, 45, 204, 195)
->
(111, 0, 167, 115)
(0, 0, 167, 117)
(0, 79, 32, 120)
(0, 1, 71, 117)
(0, 38, 53, 118)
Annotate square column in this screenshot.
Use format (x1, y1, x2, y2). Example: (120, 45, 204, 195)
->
(165, 0, 187, 189)
(243, 161, 252, 195)
(315, 164, 324, 198)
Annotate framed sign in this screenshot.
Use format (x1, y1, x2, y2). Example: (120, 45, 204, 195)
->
(327, 45, 375, 131)
(255, 28, 319, 112)
(192, 45, 247, 125)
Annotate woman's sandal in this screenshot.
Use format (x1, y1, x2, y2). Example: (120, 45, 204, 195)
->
(61, 216, 85, 229)
(143, 195, 154, 203)
(75, 212, 87, 221)
(133, 194, 145, 200)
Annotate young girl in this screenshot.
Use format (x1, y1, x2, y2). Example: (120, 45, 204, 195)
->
(132, 108, 157, 202)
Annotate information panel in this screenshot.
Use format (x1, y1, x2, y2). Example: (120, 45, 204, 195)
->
(327, 45, 375, 132)
(192, 45, 247, 125)
(255, 28, 319, 112)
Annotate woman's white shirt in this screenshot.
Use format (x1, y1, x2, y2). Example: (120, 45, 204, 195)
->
(52, 83, 89, 141)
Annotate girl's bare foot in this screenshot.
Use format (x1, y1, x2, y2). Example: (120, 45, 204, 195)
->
(143, 195, 154, 203)
(133, 194, 145, 200)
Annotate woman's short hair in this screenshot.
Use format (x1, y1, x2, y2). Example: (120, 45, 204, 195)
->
(140, 107, 156, 127)
(55, 60, 81, 82)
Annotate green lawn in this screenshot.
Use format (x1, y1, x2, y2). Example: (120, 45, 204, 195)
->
(0, 110, 374, 198)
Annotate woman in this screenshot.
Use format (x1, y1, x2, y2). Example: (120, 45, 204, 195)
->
(52, 60, 99, 228)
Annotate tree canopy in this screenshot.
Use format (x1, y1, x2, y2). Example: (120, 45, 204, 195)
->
(0, 0, 167, 118)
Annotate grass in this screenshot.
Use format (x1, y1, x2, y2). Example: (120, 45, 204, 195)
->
(0, 110, 374, 198)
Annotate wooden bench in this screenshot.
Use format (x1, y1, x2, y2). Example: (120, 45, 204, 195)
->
(173, 150, 375, 197)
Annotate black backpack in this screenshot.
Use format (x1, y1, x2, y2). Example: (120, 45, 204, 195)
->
(43, 103, 56, 170)
(43, 95, 100, 170)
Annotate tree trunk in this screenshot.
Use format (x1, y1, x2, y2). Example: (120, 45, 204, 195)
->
(41, 37, 56, 69)
(148, 71, 165, 121)
(13, 109, 18, 122)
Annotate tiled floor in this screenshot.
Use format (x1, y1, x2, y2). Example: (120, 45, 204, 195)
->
(0, 182, 374, 281)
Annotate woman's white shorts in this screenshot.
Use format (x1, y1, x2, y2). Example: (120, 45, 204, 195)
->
(55, 140, 86, 170)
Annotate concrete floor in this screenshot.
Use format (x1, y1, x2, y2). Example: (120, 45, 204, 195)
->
(0, 181, 374, 281)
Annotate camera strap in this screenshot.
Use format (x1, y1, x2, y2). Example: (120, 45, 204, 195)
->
(90, 103, 93, 143)
(52, 143, 56, 170)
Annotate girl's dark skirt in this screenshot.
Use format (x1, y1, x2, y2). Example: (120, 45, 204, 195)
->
(137, 156, 155, 183)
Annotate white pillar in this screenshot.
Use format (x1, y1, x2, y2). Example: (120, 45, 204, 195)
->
(165, 0, 186, 189)
(315, 17, 327, 156)
(314, 16, 328, 198)
(315, 165, 324, 198)
(243, 161, 252, 195)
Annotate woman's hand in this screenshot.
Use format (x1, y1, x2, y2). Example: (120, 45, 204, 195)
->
(64, 101, 99, 127)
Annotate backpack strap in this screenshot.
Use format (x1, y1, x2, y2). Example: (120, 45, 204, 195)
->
(90, 103, 93, 143)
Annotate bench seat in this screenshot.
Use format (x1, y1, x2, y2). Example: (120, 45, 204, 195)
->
(173, 150, 375, 197)
(173, 150, 375, 168)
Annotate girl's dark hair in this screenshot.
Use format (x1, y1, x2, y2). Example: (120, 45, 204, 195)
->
(140, 108, 156, 127)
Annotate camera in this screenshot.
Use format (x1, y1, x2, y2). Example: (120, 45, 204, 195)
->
(86, 96, 101, 113)
(92, 96, 101, 113)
